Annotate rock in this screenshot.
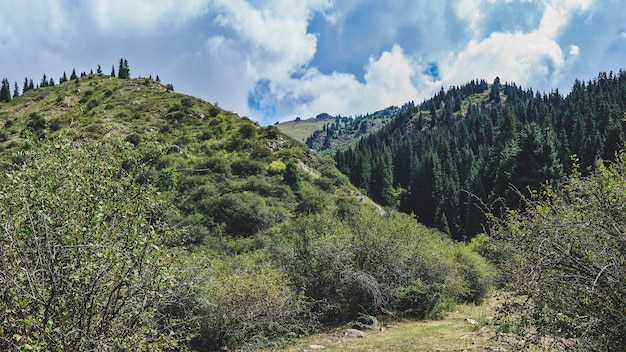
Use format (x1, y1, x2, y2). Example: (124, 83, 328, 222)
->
(309, 344, 326, 349)
(351, 322, 372, 330)
(357, 314, 379, 326)
(344, 329, 367, 338)
(465, 318, 479, 326)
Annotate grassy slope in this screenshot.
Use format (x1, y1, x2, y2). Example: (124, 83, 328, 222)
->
(276, 117, 329, 144)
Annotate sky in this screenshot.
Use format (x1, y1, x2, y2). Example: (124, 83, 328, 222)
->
(0, 0, 625, 125)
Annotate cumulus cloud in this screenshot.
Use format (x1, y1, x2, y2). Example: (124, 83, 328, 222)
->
(0, 0, 623, 124)
(90, 0, 210, 33)
(280, 45, 429, 120)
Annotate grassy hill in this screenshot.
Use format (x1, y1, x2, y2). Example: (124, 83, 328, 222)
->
(0, 72, 494, 351)
(276, 106, 401, 156)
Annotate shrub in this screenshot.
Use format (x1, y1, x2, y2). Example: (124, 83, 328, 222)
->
(0, 139, 192, 351)
(267, 160, 286, 175)
(231, 158, 265, 176)
(192, 251, 314, 350)
(208, 192, 285, 236)
(27, 112, 46, 130)
(491, 152, 626, 350)
(270, 210, 494, 322)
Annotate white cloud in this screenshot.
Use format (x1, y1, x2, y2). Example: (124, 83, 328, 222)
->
(441, 31, 564, 88)
(211, 0, 332, 81)
(90, 0, 210, 33)
(270, 45, 432, 121)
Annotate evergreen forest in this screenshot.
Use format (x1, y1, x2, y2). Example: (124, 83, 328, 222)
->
(333, 73, 626, 239)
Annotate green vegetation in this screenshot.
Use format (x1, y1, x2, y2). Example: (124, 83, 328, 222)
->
(0, 140, 191, 351)
(277, 106, 401, 156)
(333, 73, 626, 240)
(489, 152, 626, 350)
(0, 67, 494, 350)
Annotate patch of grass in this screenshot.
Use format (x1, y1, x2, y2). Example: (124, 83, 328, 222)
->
(262, 296, 503, 352)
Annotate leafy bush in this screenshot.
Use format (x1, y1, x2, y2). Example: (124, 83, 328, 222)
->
(27, 112, 46, 130)
(0, 139, 192, 351)
(491, 153, 626, 350)
(191, 251, 314, 350)
(208, 192, 286, 236)
(270, 210, 494, 322)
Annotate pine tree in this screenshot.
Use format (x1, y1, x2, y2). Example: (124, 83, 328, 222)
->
(97, 64, 102, 74)
(13, 81, 19, 98)
(28, 79, 34, 91)
(70, 68, 78, 80)
(111, 66, 116, 78)
(0, 78, 11, 102)
(118, 58, 130, 79)
(23, 77, 29, 93)
(40, 74, 48, 88)
(60, 72, 68, 84)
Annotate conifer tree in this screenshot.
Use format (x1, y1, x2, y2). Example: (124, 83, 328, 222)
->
(118, 58, 130, 79)
(60, 71, 68, 84)
(23, 77, 29, 93)
(0, 78, 11, 102)
(70, 68, 78, 80)
(13, 81, 19, 98)
(111, 66, 116, 77)
(28, 79, 34, 91)
(96, 64, 102, 74)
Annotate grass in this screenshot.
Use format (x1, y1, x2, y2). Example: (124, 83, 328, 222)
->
(277, 118, 328, 143)
(262, 296, 503, 352)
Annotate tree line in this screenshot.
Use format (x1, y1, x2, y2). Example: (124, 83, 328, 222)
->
(0, 58, 134, 103)
(334, 72, 626, 240)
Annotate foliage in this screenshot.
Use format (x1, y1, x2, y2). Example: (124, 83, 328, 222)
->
(490, 151, 626, 350)
(0, 139, 193, 351)
(334, 72, 626, 239)
(190, 250, 314, 351)
(270, 209, 494, 323)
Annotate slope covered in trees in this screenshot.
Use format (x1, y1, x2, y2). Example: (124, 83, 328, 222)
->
(334, 73, 626, 240)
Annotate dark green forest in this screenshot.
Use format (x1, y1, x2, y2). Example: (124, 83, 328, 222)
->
(334, 72, 626, 240)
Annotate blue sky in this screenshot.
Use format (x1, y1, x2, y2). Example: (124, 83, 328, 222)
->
(0, 0, 625, 125)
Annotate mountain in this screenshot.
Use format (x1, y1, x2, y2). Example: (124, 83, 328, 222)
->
(277, 105, 406, 155)
(333, 72, 626, 240)
(0, 70, 493, 351)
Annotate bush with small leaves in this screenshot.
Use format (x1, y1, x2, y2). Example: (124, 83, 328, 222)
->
(491, 152, 626, 350)
(0, 139, 193, 351)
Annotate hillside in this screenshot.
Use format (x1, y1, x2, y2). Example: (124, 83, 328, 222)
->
(333, 73, 626, 240)
(277, 105, 403, 155)
(0, 70, 494, 351)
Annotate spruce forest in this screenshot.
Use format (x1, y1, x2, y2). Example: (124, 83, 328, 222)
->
(332, 73, 626, 240)
(1, 59, 626, 351)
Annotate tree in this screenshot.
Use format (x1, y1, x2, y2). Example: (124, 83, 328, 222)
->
(96, 64, 102, 74)
(40, 74, 48, 87)
(492, 152, 626, 350)
(0, 139, 193, 351)
(59, 71, 68, 84)
(70, 68, 78, 80)
(12, 81, 19, 98)
(0, 78, 11, 102)
(110, 65, 116, 78)
(118, 58, 130, 79)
